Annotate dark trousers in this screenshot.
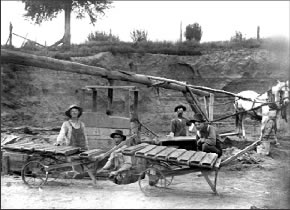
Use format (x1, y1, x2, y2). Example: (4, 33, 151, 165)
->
(198, 143, 222, 157)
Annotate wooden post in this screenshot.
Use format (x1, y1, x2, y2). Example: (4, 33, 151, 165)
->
(92, 88, 97, 112)
(130, 90, 140, 144)
(208, 93, 214, 121)
(107, 88, 113, 115)
(204, 96, 209, 119)
(107, 80, 114, 115)
(182, 91, 199, 113)
(257, 26, 260, 40)
(6, 22, 13, 46)
(185, 86, 209, 122)
(125, 90, 130, 115)
(80, 88, 86, 109)
(9, 22, 13, 46)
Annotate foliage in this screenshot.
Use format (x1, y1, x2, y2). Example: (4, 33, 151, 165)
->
(130, 29, 148, 43)
(22, 0, 112, 25)
(22, 0, 112, 46)
(184, 23, 203, 42)
(15, 37, 289, 59)
(230, 31, 244, 42)
(87, 31, 119, 42)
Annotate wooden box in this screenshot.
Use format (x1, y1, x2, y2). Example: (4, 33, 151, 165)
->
(1, 151, 31, 174)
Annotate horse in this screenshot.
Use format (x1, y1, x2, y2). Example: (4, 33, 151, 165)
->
(234, 80, 289, 144)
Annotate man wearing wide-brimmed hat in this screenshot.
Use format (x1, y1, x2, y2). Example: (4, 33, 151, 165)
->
(168, 104, 192, 137)
(98, 130, 133, 181)
(190, 113, 222, 157)
(55, 104, 89, 178)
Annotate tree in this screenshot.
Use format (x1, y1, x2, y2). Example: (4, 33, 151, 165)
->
(130, 29, 148, 43)
(184, 23, 202, 42)
(230, 31, 244, 42)
(22, 0, 112, 47)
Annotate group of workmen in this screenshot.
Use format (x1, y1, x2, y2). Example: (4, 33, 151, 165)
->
(55, 104, 222, 182)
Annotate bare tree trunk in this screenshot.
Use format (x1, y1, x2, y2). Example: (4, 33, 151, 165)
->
(63, 0, 72, 47)
(1, 49, 210, 97)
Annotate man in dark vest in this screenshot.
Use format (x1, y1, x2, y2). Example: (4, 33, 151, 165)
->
(169, 104, 192, 137)
(190, 113, 223, 157)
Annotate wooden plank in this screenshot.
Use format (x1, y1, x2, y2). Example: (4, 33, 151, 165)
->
(135, 145, 157, 158)
(34, 145, 59, 153)
(2, 142, 36, 153)
(79, 149, 104, 158)
(2, 142, 33, 150)
(92, 88, 97, 112)
(26, 143, 51, 152)
(167, 149, 187, 162)
(144, 146, 167, 159)
(82, 112, 131, 128)
(122, 143, 149, 156)
(158, 136, 197, 142)
(214, 157, 222, 169)
(2, 49, 210, 97)
(54, 146, 81, 156)
(85, 85, 138, 91)
(177, 151, 196, 165)
(31, 144, 58, 152)
(155, 147, 178, 161)
(189, 151, 207, 166)
(199, 153, 218, 168)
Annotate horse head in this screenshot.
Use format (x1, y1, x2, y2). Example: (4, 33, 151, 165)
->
(270, 80, 289, 107)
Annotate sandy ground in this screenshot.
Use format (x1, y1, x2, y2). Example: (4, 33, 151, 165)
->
(1, 156, 290, 209)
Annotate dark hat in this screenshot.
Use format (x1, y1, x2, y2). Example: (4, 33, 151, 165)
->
(65, 104, 83, 118)
(110, 130, 126, 140)
(190, 113, 206, 123)
(174, 104, 187, 112)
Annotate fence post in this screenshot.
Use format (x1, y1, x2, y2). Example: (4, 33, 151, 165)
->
(257, 26, 260, 40)
(6, 22, 13, 46)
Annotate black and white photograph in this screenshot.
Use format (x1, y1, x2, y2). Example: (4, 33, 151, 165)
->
(1, 0, 290, 209)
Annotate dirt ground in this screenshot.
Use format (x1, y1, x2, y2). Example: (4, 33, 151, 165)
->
(1, 152, 290, 209)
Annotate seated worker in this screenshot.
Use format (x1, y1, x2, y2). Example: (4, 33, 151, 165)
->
(97, 130, 137, 184)
(190, 113, 222, 157)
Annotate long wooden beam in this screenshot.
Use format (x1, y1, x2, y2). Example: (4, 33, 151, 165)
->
(1, 49, 210, 97)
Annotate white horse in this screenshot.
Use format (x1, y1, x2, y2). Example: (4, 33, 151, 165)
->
(234, 80, 289, 144)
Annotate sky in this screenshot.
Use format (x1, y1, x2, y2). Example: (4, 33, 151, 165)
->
(1, 1, 289, 47)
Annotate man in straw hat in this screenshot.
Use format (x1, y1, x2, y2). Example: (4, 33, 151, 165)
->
(168, 104, 192, 137)
(98, 130, 133, 182)
(190, 113, 222, 157)
(55, 104, 89, 178)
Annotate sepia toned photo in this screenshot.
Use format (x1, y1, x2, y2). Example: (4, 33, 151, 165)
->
(1, 1, 290, 209)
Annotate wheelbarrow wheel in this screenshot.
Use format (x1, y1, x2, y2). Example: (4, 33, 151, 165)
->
(155, 162, 174, 186)
(138, 167, 167, 196)
(39, 156, 66, 181)
(21, 161, 48, 188)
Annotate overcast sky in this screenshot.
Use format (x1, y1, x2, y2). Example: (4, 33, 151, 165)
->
(1, 1, 289, 47)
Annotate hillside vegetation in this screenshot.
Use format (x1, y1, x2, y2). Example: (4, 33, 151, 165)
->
(2, 37, 289, 61)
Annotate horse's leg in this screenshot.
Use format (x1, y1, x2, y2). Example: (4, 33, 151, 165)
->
(273, 118, 279, 145)
(241, 113, 247, 140)
(259, 116, 267, 141)
(235, 111, 240, 135)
